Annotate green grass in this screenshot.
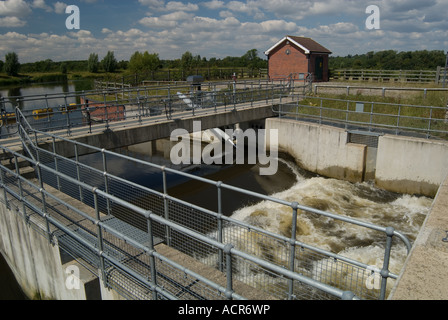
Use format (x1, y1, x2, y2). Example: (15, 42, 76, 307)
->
(291, 85, 448, 139)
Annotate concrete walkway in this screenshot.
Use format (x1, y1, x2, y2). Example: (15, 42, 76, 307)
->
(390, 173, 448, 299)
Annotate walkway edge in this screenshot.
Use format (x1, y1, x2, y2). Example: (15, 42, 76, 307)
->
(390, 171, 448, 300)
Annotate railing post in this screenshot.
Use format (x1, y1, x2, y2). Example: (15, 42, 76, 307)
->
(103, 91, 109, 131)
(288, 202, 299, 300)
(146, 210, 158, 300)
(162, 167, 171, 246)
(427, 108, 433, 138)
(74, 144, 84, 202)
(396, 105, 401, 135)
(217, 181, 224, 272)
(93, 189, 107, 289)
(52, 137, 61, 191)
(101, 149, 111, 215)
(380, 227, 394, 300)
(13, 154, 27, 221)
(64, 95, 71, 136)
(36, 161, 51, 243)
(224, 243, 234, 300)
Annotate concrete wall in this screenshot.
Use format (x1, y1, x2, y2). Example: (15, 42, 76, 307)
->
(266, 118, 448, 197)
(0, 198, 100, 300)
(42, 105, 275, 159)
(265, 118, 367, 183)
(375, 135, 448, 197)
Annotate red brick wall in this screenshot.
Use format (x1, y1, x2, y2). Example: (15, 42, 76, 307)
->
(268, 43, 309, 80)
(268, 42, 329, 82)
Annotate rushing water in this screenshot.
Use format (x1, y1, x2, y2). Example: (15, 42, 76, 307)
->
(112, 146, 433, 286)
(0, 81, 434, 298)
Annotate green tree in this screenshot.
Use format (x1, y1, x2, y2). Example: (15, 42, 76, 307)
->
(4, 52, 20, 76)
(0, 60, 4, 73)
(102, 51, 117, 73)
(242, 49, 264, 70)
(129, 51, 160, 74)
(181, 51, 193, 71)
(88, 53, 99, 73)
(60, 62, 68, 74)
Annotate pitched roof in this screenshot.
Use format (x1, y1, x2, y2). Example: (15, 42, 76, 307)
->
(264, 36, 332, 55)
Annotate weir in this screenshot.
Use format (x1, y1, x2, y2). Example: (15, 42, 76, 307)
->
(0, 81, 445, 300)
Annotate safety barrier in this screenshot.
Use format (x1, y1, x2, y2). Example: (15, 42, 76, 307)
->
(0, 108, 414, 300)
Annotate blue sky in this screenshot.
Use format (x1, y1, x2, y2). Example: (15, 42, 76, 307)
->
(0, 0, 447, 63)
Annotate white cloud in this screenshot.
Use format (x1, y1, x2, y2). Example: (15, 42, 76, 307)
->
(54, 1, 67, 14)
(1, 0, 448, 63)
(0, 16, 26, 27)
(0, 0, 31, 17)
(32, 0, 52, 12)
(203, 0, 225, 10)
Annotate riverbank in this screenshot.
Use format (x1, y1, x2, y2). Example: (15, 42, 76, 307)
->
(0, 73, 68, 86)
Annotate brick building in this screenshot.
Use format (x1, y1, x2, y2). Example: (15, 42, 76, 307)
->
(264, 36, 332, 82)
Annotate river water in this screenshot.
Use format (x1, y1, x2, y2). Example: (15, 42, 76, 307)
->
(0, 82, 434, 299)
(111, 146, 432, 294)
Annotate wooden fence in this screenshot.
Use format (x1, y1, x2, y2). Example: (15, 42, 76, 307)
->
(331, 67, 447, 84)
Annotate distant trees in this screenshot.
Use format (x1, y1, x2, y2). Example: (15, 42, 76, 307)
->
(4, 52, 20, 76)
(330, 50, 446, 70)
(87, 53, 99, 73)
(128, 51, 160, 74)
(241, 49, 265, 70)
(101, 51, 117, 73)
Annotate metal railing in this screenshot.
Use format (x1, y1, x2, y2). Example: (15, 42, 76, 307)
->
(274, 95, 448, 139)
(331, 69, 439, 83)
(1, 79, 308, 140)
(313, 84, 448, 99)
(0, 108, 413, 300)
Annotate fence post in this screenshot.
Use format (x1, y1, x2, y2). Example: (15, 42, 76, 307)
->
(224, 243, 234, 300)
(14, 154, 27, 221)
(162, 167, 171, 246)
(288, 202, 299, 299)
(52, 137, 61, 192)
(217, 181, 224, 272)
(36, 162, 52, 243)
(146, 211, 158, 300)
(379, 227, 394, 300)
(101, 149, 111, 215)
(93, 189, 107, 289)
(74, 144, 84, 202)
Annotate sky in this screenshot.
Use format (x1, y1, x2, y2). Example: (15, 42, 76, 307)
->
(0, 0, 447, 63)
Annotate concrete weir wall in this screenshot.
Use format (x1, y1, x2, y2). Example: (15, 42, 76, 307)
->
(0, 199, 101, 300)
(266, 118, 448, 197)
(375, 135, 448, 197)
(266, 118, 367, 183)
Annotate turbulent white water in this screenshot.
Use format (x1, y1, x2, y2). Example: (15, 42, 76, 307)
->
(226, 158, 433, 298)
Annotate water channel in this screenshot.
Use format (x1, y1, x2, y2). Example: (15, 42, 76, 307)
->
(0, 82, 434, 299)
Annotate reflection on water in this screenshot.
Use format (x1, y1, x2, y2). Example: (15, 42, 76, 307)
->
(0, 80, 93, 112)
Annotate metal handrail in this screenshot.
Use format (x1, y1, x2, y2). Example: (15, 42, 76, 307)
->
(274, 95, 448, 139)
(0, 144, 359, 300)
(7, 108, 415, 300)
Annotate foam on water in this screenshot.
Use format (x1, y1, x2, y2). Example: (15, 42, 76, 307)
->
(225, 158, 433, 298)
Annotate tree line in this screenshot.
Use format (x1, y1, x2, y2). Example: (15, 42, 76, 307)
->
(1, 49, 446, 77)
(329, 50, 447, 70)
(0, 49, 267, 76)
